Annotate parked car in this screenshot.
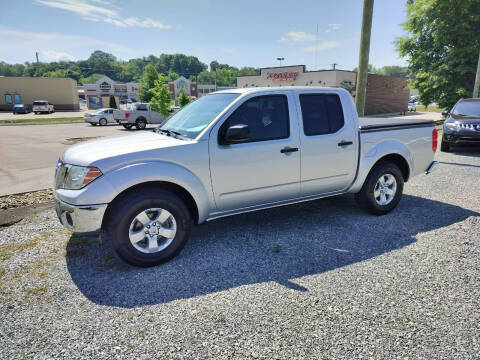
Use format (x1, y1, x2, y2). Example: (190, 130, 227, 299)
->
(12, 104, 31, 114)
(84, 108, 116, 126)
(408, 101, 416, 112)
(441, 98, 480, 152)
(33, 100, 54, 114)
(113, 103, 166, 129)
(54, 87, 437, 267)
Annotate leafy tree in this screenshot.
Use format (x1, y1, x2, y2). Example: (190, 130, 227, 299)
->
(149, 74, 172, 117)
(109, 94, 117, 109)
(79, 73, 105, 85)
(396, 0, 480, 108)
(166, 70, 180, 83)
(178, 88, 191, 107)
(138, 64, 159, 102)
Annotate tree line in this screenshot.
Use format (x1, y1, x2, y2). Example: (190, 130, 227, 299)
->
(0, 50, 259, 87)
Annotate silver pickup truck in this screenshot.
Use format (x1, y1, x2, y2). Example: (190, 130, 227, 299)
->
(113, 103, 166, 130)
(54, 87, 437, 267)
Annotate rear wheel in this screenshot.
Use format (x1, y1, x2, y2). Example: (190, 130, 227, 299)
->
(105, 189, 192, 267)
(123, 124, 133, 129)
(90, 123, 97, 126)
(440, 136, 450, 152)
(99, 118, 107, 126)
(135, 118, 147, 130)
(355, 161, 404, 215)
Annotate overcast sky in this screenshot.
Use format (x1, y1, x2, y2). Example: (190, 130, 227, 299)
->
(0, 0, 409, 71)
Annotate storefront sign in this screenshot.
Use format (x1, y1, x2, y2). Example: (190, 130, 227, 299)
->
(266, 72, 298, 82)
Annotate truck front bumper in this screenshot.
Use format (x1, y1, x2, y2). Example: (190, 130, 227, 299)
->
(55, 198, 108, 233)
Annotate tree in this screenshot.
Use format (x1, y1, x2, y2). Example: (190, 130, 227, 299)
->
(149, 74, 172, 117)
(396, 0, 480, 109)
(178, 88, 191, 107)
(138, 64, 159, 102)
(109, 94, 117, 109)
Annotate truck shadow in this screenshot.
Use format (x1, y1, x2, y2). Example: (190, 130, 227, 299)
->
(65, 194, 478, 308)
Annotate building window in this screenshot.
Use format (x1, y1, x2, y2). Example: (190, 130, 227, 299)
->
(5, 94, 12, 104)
(14, 94, 22, 104)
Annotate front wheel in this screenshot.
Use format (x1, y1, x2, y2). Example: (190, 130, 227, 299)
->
(105, 189, 192, 267)
(355, 161, 404, 215)
(440, 136, 450, 152)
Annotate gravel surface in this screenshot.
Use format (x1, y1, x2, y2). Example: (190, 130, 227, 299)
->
(0, 149, 479, 359)
(0, 189, 53, 210)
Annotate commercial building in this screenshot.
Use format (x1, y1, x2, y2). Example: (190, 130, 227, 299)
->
(83, 76, 139, 109)
(237, 65, 409, 115)
(0, 77, 79, 111)
(168, 76, 233, 105)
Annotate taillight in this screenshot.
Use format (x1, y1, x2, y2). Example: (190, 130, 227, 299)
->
(432, 128, 438, 152)
(125, 112, 130, 119)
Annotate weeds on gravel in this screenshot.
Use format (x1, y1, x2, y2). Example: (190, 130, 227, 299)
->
(0, 267, 5, 278)
(0, 251, 12, 261)
(217, 314, 226, 323)
(273, 244, 281, 253)
(25, 285, 47, 296)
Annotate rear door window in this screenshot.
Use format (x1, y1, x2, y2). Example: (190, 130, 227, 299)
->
(299, 94, 345, 136)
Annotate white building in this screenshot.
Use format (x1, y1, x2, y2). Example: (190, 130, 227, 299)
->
(83, 76, 139, 109)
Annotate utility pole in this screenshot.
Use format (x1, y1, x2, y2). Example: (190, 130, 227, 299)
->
(355, 0, 374, 117)
(474, 48, 480, 98)
(332, 63, 338, 70)
(35, 52, 39, 63)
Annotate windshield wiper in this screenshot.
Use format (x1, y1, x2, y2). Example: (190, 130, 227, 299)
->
(156, 128, 185, 138)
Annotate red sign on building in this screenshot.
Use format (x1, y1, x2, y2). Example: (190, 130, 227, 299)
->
(266, 72, 298, 82)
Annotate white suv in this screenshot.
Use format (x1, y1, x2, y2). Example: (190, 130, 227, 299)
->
(33, 100, 54, 114)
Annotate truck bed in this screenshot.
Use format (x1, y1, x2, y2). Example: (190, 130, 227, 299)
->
(359, 117, 434, 132)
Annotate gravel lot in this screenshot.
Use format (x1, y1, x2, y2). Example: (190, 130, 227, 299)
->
(0, 149, 479, 359)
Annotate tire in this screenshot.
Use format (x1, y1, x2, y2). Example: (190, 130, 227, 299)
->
(440, 136, 450, 152)
(135, 117, 147, 130)
(123, 124, 133, 129)
(105, 189, 192, 267)
(34, 112, 38, 115)
(99, 118, 107, 126)
(355, 161, 404, 215)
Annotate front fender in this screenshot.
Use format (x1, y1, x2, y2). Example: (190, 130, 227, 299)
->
(57, 161, 213, 223)
(348, 140, 413, 193)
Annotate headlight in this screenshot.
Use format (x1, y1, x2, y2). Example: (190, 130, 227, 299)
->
(63, 165, 102, 190)
(445, 122, 459, 131)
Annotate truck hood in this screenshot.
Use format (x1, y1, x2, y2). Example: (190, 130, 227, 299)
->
(62, 131, 188, 167)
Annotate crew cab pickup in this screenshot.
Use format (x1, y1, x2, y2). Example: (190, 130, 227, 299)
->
(54, 87, 438, 267)
(113, 103, 166, 130)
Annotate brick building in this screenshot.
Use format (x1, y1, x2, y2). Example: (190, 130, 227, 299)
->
(236, 65, 409, 115)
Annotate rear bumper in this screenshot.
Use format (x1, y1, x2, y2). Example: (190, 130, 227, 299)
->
(425, 161, 438, 174)
(55, 197, 107, 233)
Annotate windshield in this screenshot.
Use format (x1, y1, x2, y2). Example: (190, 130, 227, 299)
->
(33, 101, 47, 106)
(158, 93, 240, 138)
(452, 101, 480, 116)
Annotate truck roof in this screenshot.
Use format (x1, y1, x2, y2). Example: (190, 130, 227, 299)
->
(214, 86, 347, 95)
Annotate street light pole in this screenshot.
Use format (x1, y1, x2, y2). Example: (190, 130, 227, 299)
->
(355, 0, 374, 117)
(473, 48, 480, 98)
(276, 57, 284, 66)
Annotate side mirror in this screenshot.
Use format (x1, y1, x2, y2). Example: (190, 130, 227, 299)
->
(441, 110, 449, 116)
(223, 124, 251, 144)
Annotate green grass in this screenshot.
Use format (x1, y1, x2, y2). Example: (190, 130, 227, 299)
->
(416, 105, 445, 113)
(0, 117, 83, 124)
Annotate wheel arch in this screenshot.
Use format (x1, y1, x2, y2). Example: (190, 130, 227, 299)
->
(102, 181, 199, 230)
(374, 153, 410, 182)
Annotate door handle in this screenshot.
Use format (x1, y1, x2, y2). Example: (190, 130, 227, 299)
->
(337, 141, 353, 147)
(280, 147, 299, 154)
